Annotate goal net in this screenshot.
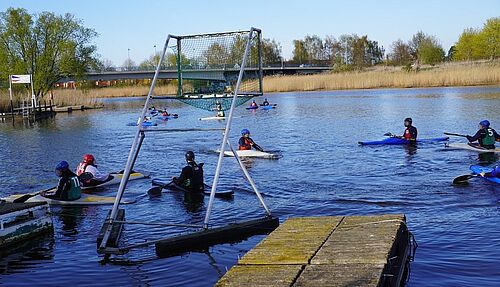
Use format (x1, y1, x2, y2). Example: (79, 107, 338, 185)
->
(165, 30, 263, 111)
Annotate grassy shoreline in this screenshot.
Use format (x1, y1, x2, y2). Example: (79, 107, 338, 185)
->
(1, 61, 498, 111)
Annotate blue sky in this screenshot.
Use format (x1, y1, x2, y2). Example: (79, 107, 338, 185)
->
(1, 0, 499, 66)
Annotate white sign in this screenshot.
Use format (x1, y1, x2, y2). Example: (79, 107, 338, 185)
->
(11, 74, 31, 84)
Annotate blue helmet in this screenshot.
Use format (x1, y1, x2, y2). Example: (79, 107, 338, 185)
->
(56, 161, 69, 171)
(241, 128, 250, 135)
(479, 120, 490, 128)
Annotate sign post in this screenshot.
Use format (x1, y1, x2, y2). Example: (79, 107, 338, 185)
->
(9, 74, 34, 116)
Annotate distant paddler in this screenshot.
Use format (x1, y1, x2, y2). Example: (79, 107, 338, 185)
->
(239, 129, 264, 151)
(42, 161, 82, 201)
(76, 154, 111, 187)
(215, 101, 225, 118)
(262, 98, 270, 106)
(172, 151, 205, 193)
(466, 120, 499, 149)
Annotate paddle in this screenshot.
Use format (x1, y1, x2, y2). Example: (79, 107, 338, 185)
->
(453, 174, 480, 184)
(383, 132, 401, 138)
(444, 132, 468, 138)
(147, 180, 173, 197)
(13, 186, 56, 203)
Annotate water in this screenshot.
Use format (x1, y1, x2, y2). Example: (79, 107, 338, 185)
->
(0, 86, 499, 286)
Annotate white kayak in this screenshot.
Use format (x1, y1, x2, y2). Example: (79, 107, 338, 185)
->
(217, 149, 281, 159)
(3, 191, 136, 205)
(81, 171, 149, 190)
(199, 116, 241, 121)
(445, 143, 500, 153)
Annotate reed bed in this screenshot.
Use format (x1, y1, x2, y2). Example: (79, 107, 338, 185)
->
(263, 61, 500, 92)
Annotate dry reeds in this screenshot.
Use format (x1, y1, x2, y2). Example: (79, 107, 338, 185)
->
(263, 61, 500, 93)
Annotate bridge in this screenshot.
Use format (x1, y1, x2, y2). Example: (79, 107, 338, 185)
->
(59, 66, 332, 83)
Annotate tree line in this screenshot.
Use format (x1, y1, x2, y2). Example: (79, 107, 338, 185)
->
(0, 6, 498, 98)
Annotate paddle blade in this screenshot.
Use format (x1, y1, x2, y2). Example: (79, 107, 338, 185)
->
(383, 132, 394, 137)
(453, 174, 475, 184)
(12, 194, 34, 203)
(147, 186, 163, 197)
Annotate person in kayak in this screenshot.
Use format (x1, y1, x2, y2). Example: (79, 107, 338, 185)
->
(401, 118, 417, 141)
(173, 151, 205, 193)
(76, 154, 111, 187)
(466, 120, 499, 149)
(215, 101, 225, 118)
(480, 165, 500, 179)
(262, 99, 270, 106)
(239, 129, 264, 151)
(250, 100, 257, 107)
(43, 161, 81, 201)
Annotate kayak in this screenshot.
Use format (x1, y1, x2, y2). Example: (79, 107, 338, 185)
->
(127, 121, 157, 127)
(246, 106, 258, 110)
(2, 192, 136, 205)
(217, 149, 280, 159)
(261, 105, 276, 110)
(151, 179, 234, 198)
(199, 116, 241, 121)
(155, 114, 178, 120)
(199, 116, 226, 121)
(359, 136, 449, 145)
(470, 165, 500, 184)
(81, 171, 149, 190)
(445, 143, 500, 153)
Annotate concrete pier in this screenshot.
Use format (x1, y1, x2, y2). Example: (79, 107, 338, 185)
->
(215, 214, 413, 287)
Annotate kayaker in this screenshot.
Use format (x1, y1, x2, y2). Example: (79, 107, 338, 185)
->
(215, 101, 225, 117)
(262, 99, 270, 106)
(401, 118, 417, 141)
(480, 165, 500, 178)
(250, 100, 257, 107)
(239, 129, 264, 151)
(162, 110, 170, 117)
(43, 161, 81, 201)
(466, 120, 499, 149)
(76, 154, 111, 187)
(172, 151, 205, 193)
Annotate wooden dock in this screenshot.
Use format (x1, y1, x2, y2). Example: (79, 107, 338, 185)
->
(215, 214, 414, 287)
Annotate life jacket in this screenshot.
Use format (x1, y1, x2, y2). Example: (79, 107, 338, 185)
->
(76, 162, 88, 176)
(481, 128, 496, 146)
(251, 102, 257, 107)
(239, 137, 252, 150)
(183, 162, 204, 191)
(403, 126, 416, 140)
(66, 176, 82, 200)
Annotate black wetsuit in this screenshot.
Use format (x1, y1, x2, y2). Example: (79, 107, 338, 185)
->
(48, 170, 81, 200)
(174, 161, 204, 192)
(466, 128, 499, 149)
(403, 126, 418, 141)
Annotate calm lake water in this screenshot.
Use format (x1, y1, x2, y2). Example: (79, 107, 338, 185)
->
(0, 86, 499, 286)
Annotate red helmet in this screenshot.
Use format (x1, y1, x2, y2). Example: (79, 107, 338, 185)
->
(83, 154, 95, 164)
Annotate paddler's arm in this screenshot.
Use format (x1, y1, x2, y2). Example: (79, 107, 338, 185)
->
(250, 139, 264, 152)
(466, 130, 482, 142)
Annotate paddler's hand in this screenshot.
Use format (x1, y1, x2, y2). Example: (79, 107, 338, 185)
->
(479, 172, 486, 177)
(466, 135, 472, 141)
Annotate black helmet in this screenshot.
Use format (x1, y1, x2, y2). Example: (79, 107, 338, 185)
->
(185, 151, 195, 161)
(404, 117, 412, 124)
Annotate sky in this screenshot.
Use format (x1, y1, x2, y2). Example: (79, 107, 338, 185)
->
(1, 0, 499, 66)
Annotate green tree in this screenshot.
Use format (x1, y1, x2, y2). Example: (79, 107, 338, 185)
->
(0, 8, 99, 97)
(261, 38, 282, 66)
(454, 28, 483, 61)
(479, 17, 500, 59)
(419, 40, 445, 65)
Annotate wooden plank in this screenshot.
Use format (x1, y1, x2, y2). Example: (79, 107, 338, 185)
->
(311, 214, 405, 265)
(0, 202, 46, 215)
(239, 216, 342, 265)
(215, 265, 303, 287)
(293, 263, 385, 287)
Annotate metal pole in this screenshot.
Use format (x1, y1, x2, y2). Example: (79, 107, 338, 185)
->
(99, 35, 172, 250)
(226, 140, 271, 215)
(9, 75, 14, 120)
(30, 74, 36, 108)
(203, 29, 256, 228)
(257, 29, 263, 95)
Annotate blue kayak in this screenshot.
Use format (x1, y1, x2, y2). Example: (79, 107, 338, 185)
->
(127, 121, 157, 127)
(359, 136, 449, 145)
(261, 105, 276, 110)
(246, 106, 258, 110)
(155, 114, 178, 120)
(470, 165, 500, 184)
